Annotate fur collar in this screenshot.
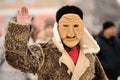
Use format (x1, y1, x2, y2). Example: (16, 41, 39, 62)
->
(52, 22, 100, 80)
(52, 22, 100, 54)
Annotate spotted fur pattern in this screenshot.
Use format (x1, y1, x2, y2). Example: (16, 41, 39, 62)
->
(4, 20, 108, 80)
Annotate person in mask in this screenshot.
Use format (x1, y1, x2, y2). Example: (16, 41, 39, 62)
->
(96, 21, 120, 80)
(4, 5, 108, 80)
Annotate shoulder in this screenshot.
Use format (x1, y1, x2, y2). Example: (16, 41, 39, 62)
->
(85, 54, 96, 71)
(39, 39, 56, 48)
(85, 53, 96, 62)
(28, 40, 56, 54)
(85, 53, 101, 67)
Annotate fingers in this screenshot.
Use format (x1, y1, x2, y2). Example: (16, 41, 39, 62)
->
(17, 6, 31, 23)
(21, 6, 28, 15)
(24, 7, 28, 14)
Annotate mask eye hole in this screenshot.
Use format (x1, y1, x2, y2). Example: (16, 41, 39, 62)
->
(74, 24, 79, 27)
(63, 25, 68, 27)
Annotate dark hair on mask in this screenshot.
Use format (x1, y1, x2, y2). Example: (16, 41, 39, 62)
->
(56, 5, 83, 23)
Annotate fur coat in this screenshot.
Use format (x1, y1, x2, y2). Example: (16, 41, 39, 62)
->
(4, 20, 108, 80)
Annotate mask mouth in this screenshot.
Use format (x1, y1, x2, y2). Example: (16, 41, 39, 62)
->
(66, 37, 76, 41)
(65, 38, 78, 42)
(66, 36, 76, 38)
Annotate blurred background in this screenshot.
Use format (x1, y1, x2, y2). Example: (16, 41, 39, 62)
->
(0, 0, 120, 80)
(0, 0, 120, 36)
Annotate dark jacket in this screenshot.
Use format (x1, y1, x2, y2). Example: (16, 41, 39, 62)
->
(4, 20, 108, 80)
(96, 32, 120, 79)
(117, 31, 120, 40)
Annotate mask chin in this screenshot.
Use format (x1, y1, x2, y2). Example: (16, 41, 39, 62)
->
(63, 40, 79, 49)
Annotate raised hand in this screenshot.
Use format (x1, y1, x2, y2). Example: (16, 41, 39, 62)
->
(17, 6, 32, 24)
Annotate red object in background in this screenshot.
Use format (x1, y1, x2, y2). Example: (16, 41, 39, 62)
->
(0, 32, 2, 37)
(36, 14, 55, 31)
(0, 16, 4, 27)
(4, 5, 16, 9)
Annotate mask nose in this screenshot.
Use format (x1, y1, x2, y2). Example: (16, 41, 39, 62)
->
(67, 26, 75, 38)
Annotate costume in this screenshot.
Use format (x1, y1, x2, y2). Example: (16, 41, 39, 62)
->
(4, 5, 108, 80)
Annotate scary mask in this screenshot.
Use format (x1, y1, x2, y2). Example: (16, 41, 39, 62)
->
(58, 14, 84, 48)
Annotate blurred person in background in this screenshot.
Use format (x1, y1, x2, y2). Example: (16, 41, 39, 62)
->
(117, 25, 120, 40)
(29, 17, 39, 44)
(37, 18, 55, 43)
(95, 21, 120, 80)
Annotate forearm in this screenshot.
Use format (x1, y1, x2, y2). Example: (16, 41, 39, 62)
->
(4, 19, 40, 73)
(5, 50, 40, 74)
